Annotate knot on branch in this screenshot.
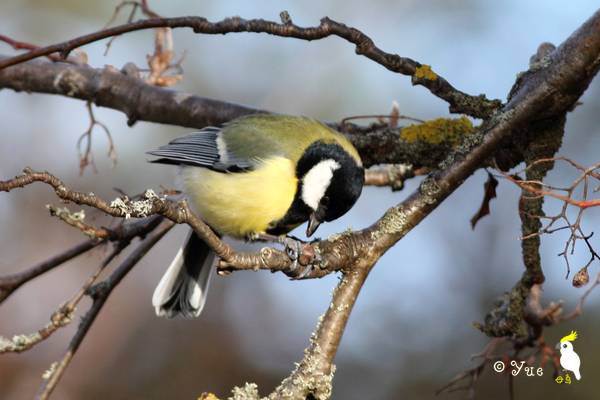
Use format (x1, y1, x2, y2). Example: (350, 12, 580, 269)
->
(279, 11, 292, 25)
(318, 17, 332, 30)
(53, 68, 87, 97)
(475, 287, 529, 339)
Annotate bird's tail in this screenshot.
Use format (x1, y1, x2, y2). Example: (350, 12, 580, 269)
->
(574, 370, 581, 380)
(152, 229, 214, 318)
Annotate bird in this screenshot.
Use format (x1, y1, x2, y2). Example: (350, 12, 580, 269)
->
(148, 114, 364, 318)
(557, 330, 581, 380)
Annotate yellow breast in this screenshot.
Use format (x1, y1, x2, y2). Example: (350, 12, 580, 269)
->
(180, 157, 298, 238)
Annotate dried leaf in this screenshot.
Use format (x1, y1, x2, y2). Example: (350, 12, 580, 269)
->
(471, 172, 499, 229)
(572, 266, 590, 288)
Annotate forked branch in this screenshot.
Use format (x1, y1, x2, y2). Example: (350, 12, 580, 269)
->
(0, 13, 501, 118)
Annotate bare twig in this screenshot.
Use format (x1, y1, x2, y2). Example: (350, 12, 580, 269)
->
(561, 269, 600, 320)
(500, 158, 600, 278)
(0, 239, 99, 303)
(0, 169, 317, 277)
(0, 15, 501, 117)
(104, 0, 183, 87)
(0, 216, 163, 304)
(1, 7, 600, 400)
(436, 339, 502, 398)
(364, 164, 418, 191)
(0, 243, 122, 354)
(103, 1, 143, 55)
(47, 205, 110, 238)
(77, 102, 116, 174)
(340, 114, 425, 126)
(37, 220, 173, 400)
(0, 34, 68, 63)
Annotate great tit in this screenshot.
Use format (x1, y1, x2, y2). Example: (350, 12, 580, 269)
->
(148, 114, 364, 318)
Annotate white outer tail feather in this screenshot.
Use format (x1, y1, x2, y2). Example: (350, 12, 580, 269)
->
(152, 230, 214, 317)
(152, 246, 185, 313)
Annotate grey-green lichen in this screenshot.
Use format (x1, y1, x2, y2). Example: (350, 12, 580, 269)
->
(474, 285, 529, 338)
(218, 319, 335, 400)
(42, 362, 59, 380)
(53, 69, 87, 97)
(0, 332, 43, 353)
(476, 107, 565, 339)
(228, 383, 261, 400)
(418, 176, 443, 205)
(47, 206, 86, 221)
(109, 189, 164, 218)
(372, 205, 410, 241)
(269, 344, 335, 400)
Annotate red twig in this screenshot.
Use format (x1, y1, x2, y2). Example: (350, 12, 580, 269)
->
(0, 33, 65, 62)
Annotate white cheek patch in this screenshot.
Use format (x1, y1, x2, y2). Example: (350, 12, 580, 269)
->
(301, 159, 341, 210)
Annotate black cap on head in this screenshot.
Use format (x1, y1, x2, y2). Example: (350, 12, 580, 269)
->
(267, 141, 363, 237)
(297, 141, 364, 228)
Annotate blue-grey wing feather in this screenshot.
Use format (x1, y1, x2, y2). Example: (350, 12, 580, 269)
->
(147, 127, 253, 172)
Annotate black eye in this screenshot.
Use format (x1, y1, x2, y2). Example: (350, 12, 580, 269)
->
(563, 344, 567, 348)
(321, 195, 330, 206)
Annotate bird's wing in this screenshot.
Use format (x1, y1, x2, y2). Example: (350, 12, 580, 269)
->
(148, 114, 358, 171)
(147, 127, 254, 172)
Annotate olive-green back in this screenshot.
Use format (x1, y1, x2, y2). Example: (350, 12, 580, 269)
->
(222, 115, 361, 166)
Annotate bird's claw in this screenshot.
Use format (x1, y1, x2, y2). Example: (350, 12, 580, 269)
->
(280, 236, 302, 260)
(278, 235, 320, 279)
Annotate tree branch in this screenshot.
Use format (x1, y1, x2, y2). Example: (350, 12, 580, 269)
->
(0, 215, 163, 303)
(0, 244, 122, 354)
(268, 264, 372, 399)
(2, 7, 600, 400)
(0, 15, 501, 117)
(37, 220, 174, 400)
(0, 56, 482, 170)
(0, 239, 99, 303)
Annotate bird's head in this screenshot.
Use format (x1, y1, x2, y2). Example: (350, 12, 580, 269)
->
(557, 340, 574, 353)
(297, 141, 364, 237)
(556, 330, 578, 352)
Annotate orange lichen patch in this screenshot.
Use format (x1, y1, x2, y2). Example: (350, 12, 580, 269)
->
(414, 64, 438, 81)
(400, 116, 474, 145)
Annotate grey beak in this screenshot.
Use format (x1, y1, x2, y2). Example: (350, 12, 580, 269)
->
(306, 213, 322, 237)
(555, 343, 561, 350)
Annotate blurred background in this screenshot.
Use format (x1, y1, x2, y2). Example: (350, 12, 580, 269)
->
(1, 1, 600, 399)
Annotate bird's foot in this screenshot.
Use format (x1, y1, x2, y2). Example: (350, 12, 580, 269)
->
(246, 233, 320, 278)
(278, 235, 321, 279)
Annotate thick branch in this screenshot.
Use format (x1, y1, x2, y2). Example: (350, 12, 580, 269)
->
(0, 56, 477, 170)
(0, 55, 262, 128)
(2, 9, 600, 400)
(269, 264, 372, 399)
(0, 15, 501, 117)
(369, 8, 600, 253)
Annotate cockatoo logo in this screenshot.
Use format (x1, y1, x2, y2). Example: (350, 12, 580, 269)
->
(557, 331, 581, 381)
